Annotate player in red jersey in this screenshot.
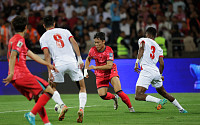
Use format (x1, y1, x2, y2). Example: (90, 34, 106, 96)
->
(84, 32, 135, 112)
(2, 16, 58, 125)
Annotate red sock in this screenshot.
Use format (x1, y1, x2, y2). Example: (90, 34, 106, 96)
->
(117, 90, 132, 108)
(104, 92, 115, 100)
(38, 107, 49, 124)
(31, 93, 51, 115)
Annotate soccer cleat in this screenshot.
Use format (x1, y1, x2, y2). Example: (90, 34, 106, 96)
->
(128, 107, 135, 112)
(180, 109, 188, 113)
(24, 112, 35, 125)
(157, 99, 167, 110)
(114, 95, 119, 110)
(77, 108, 84, 123)
(58, 105, 68, 121)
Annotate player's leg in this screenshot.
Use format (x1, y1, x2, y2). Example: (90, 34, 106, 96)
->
(111, 76, 134, 112)
(76, 78, 87, 123)
(51, 69, 67, 107)
(135, 73, 162, 105)
(156, 86, 188, 113)
(50, 82, 66, 108)
(67, 62, 87, 123)
(51, 68, 69, 120)
(33, 96, 51, 125)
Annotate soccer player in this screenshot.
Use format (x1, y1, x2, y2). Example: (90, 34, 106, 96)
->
(134, 27, 188, 113)
(40, 15, 87, 123)
(2, 16, 58, 125)
(84, 32, 135, 112)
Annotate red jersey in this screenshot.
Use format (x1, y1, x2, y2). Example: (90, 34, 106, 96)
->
(88, 46, 117, 78)
(7, 34, 32, 80)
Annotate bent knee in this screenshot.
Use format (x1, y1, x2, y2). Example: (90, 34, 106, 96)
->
(135, 94, 144, 101)
(100, 94, 107, 100)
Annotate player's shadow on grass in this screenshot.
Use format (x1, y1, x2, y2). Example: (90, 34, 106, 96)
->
(125, 111, 155, 114)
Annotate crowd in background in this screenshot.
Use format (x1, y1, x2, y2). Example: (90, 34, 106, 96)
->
(0, 0, 200, 59)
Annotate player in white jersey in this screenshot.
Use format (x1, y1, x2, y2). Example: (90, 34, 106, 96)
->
(134, 27, 187, 113)
(40, 16, 87, 123)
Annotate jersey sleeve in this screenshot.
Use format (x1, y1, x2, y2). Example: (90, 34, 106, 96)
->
(158, 47, 164, 57)
(138, 38, 145, 48)
(12, 39, 24, 54)
(107, 47, 114, 61)
(66, 30, 74, 41)
(39, 36, 48, 50)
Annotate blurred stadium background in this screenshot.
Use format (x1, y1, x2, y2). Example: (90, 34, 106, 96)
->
(0, 0, 200, 124)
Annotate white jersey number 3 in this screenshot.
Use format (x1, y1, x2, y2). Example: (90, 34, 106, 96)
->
(150, 46, 155, 59)
(53, 34, 64, 48)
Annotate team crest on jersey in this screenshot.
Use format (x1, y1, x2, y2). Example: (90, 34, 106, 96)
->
(17, 41, 23, 48)
(109, 53, 113, 60)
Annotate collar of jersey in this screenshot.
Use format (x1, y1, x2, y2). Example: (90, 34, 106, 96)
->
(97, 46, 106, 53)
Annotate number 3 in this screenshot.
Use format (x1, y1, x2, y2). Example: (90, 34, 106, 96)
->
(150, 46, 155, 59)
(53, 34, 64, 48)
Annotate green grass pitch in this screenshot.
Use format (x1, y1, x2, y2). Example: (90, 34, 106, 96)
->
(0, 93, 199, 125)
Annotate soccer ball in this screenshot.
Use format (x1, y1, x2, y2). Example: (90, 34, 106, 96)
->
(54, 104, 61, 114)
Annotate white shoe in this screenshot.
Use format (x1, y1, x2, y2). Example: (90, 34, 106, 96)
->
(114, 95, 119, 110)
(129, 107, 135, 112)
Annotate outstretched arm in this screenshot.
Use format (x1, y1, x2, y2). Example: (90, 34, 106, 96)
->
(27, 50, 58, 72)
(69, 37, 84, 69)
(3, 51, 17, 86)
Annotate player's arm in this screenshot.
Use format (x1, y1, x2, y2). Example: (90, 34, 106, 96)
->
(3, 51, 17, 86)
(27, 50, 58, 72)
(134, 42, 145, 73)
(43, 48, 54, 81)
(69, 37, 84, 69)
(158, 56, 164, 81)
(89, 61, 113, 70)
(84, 56, 92, 78)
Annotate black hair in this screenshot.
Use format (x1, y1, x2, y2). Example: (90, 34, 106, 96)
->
(11, 16, 27, 32)
(43, 15, 54, 28)
(146, 27, 157, 38)
(94, 32, 105, 40)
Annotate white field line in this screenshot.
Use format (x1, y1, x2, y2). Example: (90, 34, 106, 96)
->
(0, 105, 98, 114)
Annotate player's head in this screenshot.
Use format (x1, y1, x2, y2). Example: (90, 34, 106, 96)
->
(43, 15, 55, 29)
(145, 27, 157, 39)
(11, 16, 27, 33)
(93, 32, 106, 51)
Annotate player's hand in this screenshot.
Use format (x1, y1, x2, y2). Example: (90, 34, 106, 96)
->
(48, 64, 59, 72)
(84, 69, 89, 78)
(78, 56, 84, 69)
(48, 72, 54, 83)
(134, 63, 140, 74)
(88, 65, 96, 70)
(3, 74, 14, 86)
(161, 76, 164, 81)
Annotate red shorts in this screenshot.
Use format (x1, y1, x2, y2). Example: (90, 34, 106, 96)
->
(11, 75, 49, 101)
(96, 69, 119, 89)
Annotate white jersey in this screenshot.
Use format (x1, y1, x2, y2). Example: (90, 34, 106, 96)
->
(40, 28, 77, 66)
(138, 38, 163, 71)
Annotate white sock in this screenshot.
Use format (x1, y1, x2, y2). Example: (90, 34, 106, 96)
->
(79, 92, 87, 109)
(52, 91, 64, 106)
(145, 95, 161, 103)
(172, 99, 183, 111)
(44, 123, 51, 125)
(30, 112, 35, 117)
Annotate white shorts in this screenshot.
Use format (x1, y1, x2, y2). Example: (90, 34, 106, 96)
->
(136, 69, 163, 89)
(51, 63, 84, 83)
